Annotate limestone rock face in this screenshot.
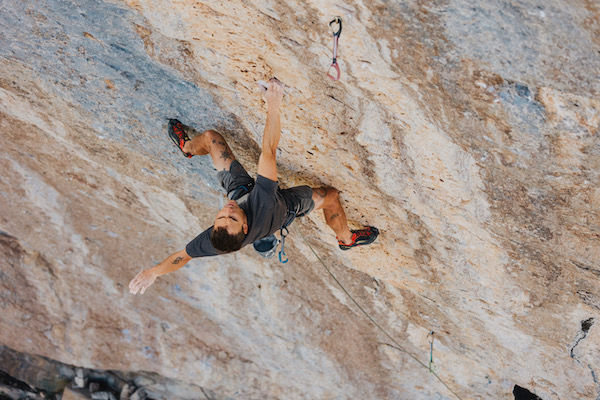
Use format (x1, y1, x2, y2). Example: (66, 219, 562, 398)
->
(1, 0, 599, 399)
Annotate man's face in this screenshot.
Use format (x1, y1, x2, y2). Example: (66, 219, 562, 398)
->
(214, 200, 248, 235)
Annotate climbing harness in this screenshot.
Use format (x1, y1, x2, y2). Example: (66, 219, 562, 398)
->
(327, 17, 342, 81)
(299, 229, 464, 400)
(228, 184, 252, 205)
(428, 331, 436, 373)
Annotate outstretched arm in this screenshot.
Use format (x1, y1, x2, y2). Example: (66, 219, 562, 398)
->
(257, 78, 285, 181)
(129, 249, 192, 295)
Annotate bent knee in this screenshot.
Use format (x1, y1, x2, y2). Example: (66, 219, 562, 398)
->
(312, 187, 340, 209)
(204, 129, 224, 143)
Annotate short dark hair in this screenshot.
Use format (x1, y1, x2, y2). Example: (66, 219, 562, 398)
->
(210, 227, 246, 253)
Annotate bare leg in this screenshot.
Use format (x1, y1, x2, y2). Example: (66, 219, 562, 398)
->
(312, 188, 353, 244)
(183, 130, 235, 171)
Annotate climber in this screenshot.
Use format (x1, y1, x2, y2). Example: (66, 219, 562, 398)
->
(128, 78, 378, 295)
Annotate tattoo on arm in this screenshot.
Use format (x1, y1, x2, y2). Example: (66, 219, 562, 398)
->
(330, 213, 340, 220)
(172, 257, 184, 264)
(220, 149, 232, 161)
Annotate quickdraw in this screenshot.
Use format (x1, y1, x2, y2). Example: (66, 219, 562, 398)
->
(428, 331, 436, 373)
(327, 17, 342, 81)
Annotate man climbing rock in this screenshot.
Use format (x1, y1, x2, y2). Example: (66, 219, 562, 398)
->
(129, 78, 378, 295)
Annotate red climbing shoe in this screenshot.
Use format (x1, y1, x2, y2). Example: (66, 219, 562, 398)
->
(168, 119, 193, 158)
(338, 226, 379, 250)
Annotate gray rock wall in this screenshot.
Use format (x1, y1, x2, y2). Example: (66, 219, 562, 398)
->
(1, 0, 599, 399)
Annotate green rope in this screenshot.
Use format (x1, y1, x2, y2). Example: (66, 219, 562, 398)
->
(299, 231, 464, 400)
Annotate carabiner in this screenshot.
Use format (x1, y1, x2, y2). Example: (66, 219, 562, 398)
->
(327, 62, 341, 81)
(329, 17, 342, 36)
(278, 227, 289, 264)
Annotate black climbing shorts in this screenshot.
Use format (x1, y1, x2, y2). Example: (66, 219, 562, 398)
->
(280, 186, 315, 217)
(217, 160, 315, 217)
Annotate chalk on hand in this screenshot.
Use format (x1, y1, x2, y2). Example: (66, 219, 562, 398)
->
(257, 80, 268, 92)
(257, 79, 291, 95)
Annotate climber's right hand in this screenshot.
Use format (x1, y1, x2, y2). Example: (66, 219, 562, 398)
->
(129, 268, 158, 295)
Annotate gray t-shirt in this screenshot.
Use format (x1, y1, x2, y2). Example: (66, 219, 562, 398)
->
(186, 175, 288, 257)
